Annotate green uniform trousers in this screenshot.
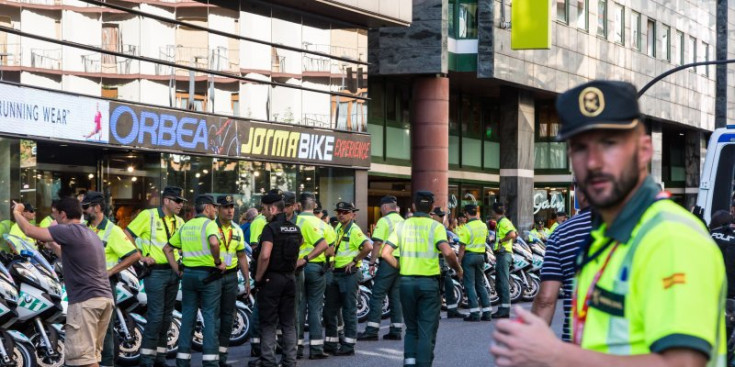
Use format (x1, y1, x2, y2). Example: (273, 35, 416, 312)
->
(363, 260, 402, 336)
(296, 262, 326, 354)
(140, 268, 179, 367)
(462, 253, 491, 314)
(400, 276, 440, 367)
(176, 268, 222, 367)
(218, 271, 239, 365)
(324, 269, 359, 352)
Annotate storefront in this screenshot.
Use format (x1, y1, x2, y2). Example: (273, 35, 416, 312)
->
(0, 82, 370, 228)
(532, 184, 572, 229)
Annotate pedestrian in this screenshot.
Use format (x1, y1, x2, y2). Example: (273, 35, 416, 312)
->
(12, 198, 114, 367)
(294, 192, 331, 359)
(324, 202, 372, 356)
(531, 186, 592, 342)
(430, 207, 462, 319)
(251, 189, 301, 367)
(9, 202, 36, 248)
(358, 195, 404, 341)
(240, 207, 259, 245)
(125, 186, 186, 367)
(164, 194, 225, 367)
(81, 191, 142, 367)
(547, 211, 567, 234)
(381, 191, 463, 367)
(457, 204, 492, 322)
(215, 195, 251, 366)
(490, 80, 725, 366)
(248, 204, 268, 357)
(490, 202, 517, 319)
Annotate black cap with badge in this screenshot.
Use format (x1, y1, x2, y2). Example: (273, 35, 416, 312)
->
(216, 195, 235, 207)
(380, 195, 398, 205)
(195, 195, 219, 206)
(81, 191, 104, 209)
(335, 202, 358, 212)
(261, 189, 284, 205)
(555, 80, 640, 141)
(283, 191, 296, 206)
(414, 191, 434, 205)
(162, 186, 187, 202)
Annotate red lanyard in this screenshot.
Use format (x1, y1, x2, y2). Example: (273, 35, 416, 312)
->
(572, 241, 621, 345)
(218, 226, 233, 251)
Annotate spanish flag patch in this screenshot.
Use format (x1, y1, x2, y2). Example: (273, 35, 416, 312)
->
(662, 273, 686, 289)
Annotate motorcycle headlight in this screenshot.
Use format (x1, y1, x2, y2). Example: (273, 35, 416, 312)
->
(14, 267, 39, 286)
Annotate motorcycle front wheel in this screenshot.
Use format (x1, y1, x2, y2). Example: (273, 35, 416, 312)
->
(509, 277, 523, 303)
(31, 332, 63, 367)
(116, 322, 144, 366)
(356, 290, 370, 322)
(1, 340, 36, 367)
(521, 275, 541, 302)
(166, 317, 181, 358)
(229, 308, 251, 346)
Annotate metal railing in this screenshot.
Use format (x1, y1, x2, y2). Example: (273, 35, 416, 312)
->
(30, 48, 61, 69)
(81, 44, 137, 73)
(272, 54, 285, 73)
(302, 54, 332, 73)
(0, 43, 22, 67)
(302, 42, 365, 63)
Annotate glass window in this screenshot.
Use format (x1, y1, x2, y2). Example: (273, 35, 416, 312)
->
(690, 36, 697, 69)
(535, 104, 567, 170)
(674, 30, 684, 65)
(631, 11, 641, 51)
(449, 93, 460, 167)
(703, 42, 710, 76)
(385, 82, 411, 161)
(597, 0, 607, 37)
(662, 24, 671, 61)
(576, 0, 588, 30)
(449, 0, 456, 37)
(483, 104, 500, 170)
(647, 19, 656, 57)
(612, 3, 624, 44)
(318, 167, 354, 214)
(458, 1, 478, 39)
(557, 0, 569, 23)
(461, 95, 482, 168)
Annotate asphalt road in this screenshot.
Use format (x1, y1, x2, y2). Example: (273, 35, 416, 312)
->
(186, 301, 566, 367)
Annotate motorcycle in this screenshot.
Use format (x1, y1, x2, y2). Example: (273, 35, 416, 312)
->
(356, 257, 391, 323)
(512, 239, 541, 302)
(0, 260, 36, 366)
(114, 267, 145, 366)
(3, 235, 64, 367)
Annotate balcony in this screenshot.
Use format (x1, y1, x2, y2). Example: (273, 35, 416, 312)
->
(302, 42, 365, 63)
(156, 45, 237, 75)
(81, 44, 137, 74)
(30, 48, 61, 70)
(0, 44, 22, 67)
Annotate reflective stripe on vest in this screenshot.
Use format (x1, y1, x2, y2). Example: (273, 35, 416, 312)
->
(464, 221, 486, 253)
(591, 211, 720, 359)
(398, 219, 441, 276)
(137, 210, 168, 249)
(297, 216, 315, 258)
(182, 219, 213, 259)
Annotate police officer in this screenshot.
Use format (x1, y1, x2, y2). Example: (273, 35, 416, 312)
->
(382, 191, 462, 367)
(458, 204, 492, 322)
(215, 195, 250, 367)
(81, 191, 142, 367)
(284, 191, 297, 222)
(295, 192, 330, 359)
(490, 202, 517, 319)
(490, 80, 726, 366)
(431, 207, 462, 319)
(529, 219, 548, 243)
(9, 202, 36, 247)
(358, 195, 404, 341)
(548, 211, 567, 234)
(164, 195, 225, 367)
(125, 186, 185, 367)
(248, 203, 268, 357)
(323, 202, 371, 356)
(251, 189, 301, 367)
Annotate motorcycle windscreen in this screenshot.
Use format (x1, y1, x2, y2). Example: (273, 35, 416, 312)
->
(3, 234, 57, 280)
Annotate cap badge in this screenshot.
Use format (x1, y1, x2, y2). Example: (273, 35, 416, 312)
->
(579, 87, 605, 117)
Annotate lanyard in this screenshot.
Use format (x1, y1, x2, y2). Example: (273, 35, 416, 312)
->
(572, 240, 621, 346)
(218, 224, 233, 251)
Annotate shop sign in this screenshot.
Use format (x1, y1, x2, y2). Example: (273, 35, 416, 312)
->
(0, 83, 110, 143)
(533, 190, 565, 214)
(109, 102, 371, 168)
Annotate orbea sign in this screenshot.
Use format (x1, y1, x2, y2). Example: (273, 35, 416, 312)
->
(109, 102, 371, 168)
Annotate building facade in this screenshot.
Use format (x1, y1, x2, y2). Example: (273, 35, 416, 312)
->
(0, 0, 411, 229)
(367, 0, 726, 231)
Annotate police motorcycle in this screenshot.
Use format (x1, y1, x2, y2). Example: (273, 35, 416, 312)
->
(511, 238, 541, 302)
(113, 267, 146, 366)
(0, 259, 36, 367)
(2, 235, 64, 367)
(355, 256, 393, 323)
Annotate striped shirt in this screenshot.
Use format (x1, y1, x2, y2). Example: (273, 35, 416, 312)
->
(540, 208, 592, 342)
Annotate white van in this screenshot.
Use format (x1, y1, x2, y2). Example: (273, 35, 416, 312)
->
(695, 126, 735, 225)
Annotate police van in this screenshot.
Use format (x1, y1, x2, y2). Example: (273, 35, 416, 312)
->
(695, 125, 735, 225)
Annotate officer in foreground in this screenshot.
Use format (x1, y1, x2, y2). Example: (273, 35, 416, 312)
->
(491, 202, 517, 319)
(216, 195, 250, 366)
(457, 204, 492, 321)
(358, 195, 404, 341)
(324, 202, 372, 356)
(382, 191, 462, 367)
(81, 191, 142, 367)
(126, 186, 186, 367)
(490, 80, 726, 367)
(251, 189, 301, 367)
(164, 195, 225, 367)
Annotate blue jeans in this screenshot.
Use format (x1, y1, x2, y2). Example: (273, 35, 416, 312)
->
(177, 268, 222, 367)
(462, 253, 491, 314)
(140, 268, 179, 366)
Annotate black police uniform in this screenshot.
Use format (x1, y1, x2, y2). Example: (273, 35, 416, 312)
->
(256, 212, 302, 367)
(712, 225, 735, 299)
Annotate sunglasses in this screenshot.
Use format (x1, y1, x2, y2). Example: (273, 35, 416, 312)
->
(337, 210, 351, 215)
(166, 197, 185, 204)
(81, 203, 90, 210)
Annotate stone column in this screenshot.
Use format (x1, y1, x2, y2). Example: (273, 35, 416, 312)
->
(354, 169, 369, 229)
(684, 130, 703, 210)
(498, 90, 535, 231)
(650, 121, 663, 187)
(411, 76, 449, 209)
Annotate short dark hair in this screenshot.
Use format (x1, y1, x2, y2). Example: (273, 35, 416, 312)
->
(492, 202, 505, 215)
(57, 197, 82, 220)
(50, 200, 60, 210)
(711, 210, 733, 230)
(266, 200, 285, 213)
(195, 203, 207, 214)
(415, 201, 433, 213)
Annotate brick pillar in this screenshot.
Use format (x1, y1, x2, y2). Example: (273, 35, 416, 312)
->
(498, 90, 535, 231)
(411, 76, 449, 209)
